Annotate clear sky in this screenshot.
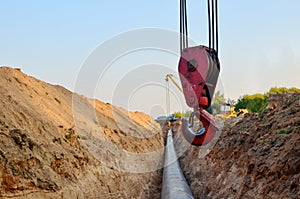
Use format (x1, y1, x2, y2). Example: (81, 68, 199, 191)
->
(1, 1, 300, 117)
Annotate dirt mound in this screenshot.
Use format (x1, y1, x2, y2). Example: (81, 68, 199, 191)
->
(179, 92, 300, 199)
(0, 66, 164, 198)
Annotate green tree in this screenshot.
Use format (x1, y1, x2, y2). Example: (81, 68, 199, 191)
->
(227, 98, 236, 106)
(211, 91, 226, 114)
(234, 87, 300, 114)
(235, 93, 268, 113)
(234, 97, 248, 112)
(269, 87, 300, 94)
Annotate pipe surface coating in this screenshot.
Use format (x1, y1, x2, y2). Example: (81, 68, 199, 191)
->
(161, 130, 194, 199)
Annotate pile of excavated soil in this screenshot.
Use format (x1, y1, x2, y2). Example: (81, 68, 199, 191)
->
(178, 92, 300, 199)
(0, 66, 164, 199)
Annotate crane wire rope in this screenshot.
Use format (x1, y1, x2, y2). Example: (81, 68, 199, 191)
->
(207, 0, 219, 54)
(180, 0, 219, 55)
(166, 79, 171, 116)
(180, 0, 189, 53)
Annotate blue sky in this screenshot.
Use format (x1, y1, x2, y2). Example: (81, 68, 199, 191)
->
(1, 1, 300, 116)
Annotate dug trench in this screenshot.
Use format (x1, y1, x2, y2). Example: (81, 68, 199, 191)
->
(0, 66, 164, 199)
(1, 66, 300, 199)
(171, 92, 300, 199)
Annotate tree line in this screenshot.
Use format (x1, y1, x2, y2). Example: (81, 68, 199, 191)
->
(174, 87, 300, 117)
(234, 87, 300, 113)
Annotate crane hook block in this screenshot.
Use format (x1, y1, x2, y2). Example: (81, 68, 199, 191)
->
(178, 45, 220, 109)
(178, 45, 220, 145)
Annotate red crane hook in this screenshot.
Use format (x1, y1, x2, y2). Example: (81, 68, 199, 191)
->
(178, 46, 220, 146)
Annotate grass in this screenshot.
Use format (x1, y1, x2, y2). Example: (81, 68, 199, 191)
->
(277, 129, 287, 134)
(65, 133, 72, 139)
(277, 126, 300, 135)
(240, 125, 244, 131)
(258, 103, 268, 119)
(77, 135, 88, 140)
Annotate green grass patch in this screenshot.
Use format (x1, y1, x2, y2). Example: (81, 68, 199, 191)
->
(277, 129, 287, 134)
(65, 133, 72, 139)
(240, 125, 244, 131)
(77, 135, 88, 140)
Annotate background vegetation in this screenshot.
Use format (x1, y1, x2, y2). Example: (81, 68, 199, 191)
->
(172, 87, 300, 117)
(234, 87, 300, 113)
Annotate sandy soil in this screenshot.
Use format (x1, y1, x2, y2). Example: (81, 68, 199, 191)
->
(0, 66, 164, 199)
